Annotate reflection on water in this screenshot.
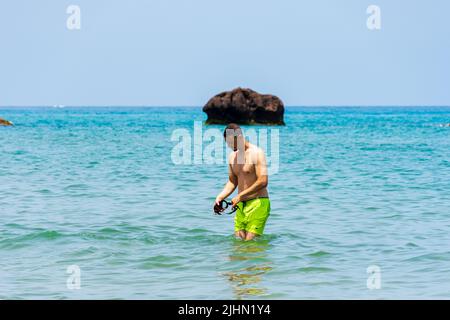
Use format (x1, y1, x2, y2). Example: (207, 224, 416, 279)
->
(223, 237, 273, 299)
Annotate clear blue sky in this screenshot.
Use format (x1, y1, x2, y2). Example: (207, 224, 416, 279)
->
(1, 0, 449, 106)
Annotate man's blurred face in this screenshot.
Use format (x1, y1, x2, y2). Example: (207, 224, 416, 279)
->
(226, 135, 238, 151)
(225, 131, 244, 151)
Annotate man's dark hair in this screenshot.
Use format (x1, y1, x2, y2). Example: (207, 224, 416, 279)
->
(223, 123, 242, 139)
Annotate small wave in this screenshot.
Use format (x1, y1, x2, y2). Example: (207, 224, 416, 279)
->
(404, 252, 450, 262)
(98, 227, 122, 234)
(1, 230, 64, 246)
(22, 230, 62, 240)
(186, 228, 211, 234)
(63, 184, 89, 191)
(79, 227, 144, 241)
(138, 255, 184, 269)
(12, 150, 27, 155)
(36, 189, 52, 194)
(63, 246, 99, 258)
(297, 266, 334, 273)
(177, 233, 231, 245)
(405, 242, 419, 248)
(346, 230, 369, 235)
(307, 250, 331, 257)
(3, 223, 26, 229)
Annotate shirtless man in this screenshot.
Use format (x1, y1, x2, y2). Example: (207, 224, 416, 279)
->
(214, 123, 271, 241)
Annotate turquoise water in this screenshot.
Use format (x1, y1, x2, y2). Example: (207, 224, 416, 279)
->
(1, 107, 450, 299)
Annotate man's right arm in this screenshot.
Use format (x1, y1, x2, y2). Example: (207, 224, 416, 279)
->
(215, 165, 238, 206)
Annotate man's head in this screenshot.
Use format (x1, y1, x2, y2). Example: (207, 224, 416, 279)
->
(223, 123, 244, 151)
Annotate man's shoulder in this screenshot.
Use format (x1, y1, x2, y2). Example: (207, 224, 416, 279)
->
(249, 145, 265, 156)
(247, 145, 266, 165)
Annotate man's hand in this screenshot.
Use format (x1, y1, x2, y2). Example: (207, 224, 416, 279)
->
(214, 196, 225, 214)
(231, 195, 242, 208)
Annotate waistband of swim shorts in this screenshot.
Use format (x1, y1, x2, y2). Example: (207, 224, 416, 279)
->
(241, 196, 269, 204)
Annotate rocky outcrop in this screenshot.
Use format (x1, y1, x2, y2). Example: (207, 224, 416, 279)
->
(0, 117, 13, 126)
(203, 88, 285, 125)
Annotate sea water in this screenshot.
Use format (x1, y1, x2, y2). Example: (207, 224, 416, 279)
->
(1, 107, 449, 299)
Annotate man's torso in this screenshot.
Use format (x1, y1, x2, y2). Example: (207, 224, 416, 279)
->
(230, 145, 269, 201)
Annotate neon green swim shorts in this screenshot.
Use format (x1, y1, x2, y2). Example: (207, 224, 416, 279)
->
(234, 197, 271, 236)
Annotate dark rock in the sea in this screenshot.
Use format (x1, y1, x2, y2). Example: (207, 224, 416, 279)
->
(0, 117, 13, 126)
(203, 88, 285, 125)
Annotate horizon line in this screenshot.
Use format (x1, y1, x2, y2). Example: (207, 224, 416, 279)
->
(1, 105, 450, 108)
